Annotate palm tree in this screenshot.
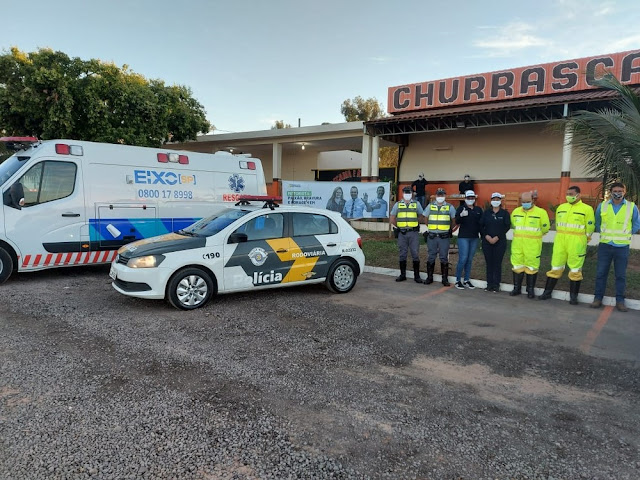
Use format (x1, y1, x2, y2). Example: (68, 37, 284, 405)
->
(560, 74, 640, 203)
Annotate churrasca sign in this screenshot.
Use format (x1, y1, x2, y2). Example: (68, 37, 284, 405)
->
(387, 49, 640, 114)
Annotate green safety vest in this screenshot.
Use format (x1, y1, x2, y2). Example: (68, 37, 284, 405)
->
(396, 201, 419, 228)
(600, 200, 634, 245)
(427, 203, 451, 232)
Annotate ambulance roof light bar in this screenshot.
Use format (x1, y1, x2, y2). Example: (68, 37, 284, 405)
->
(236, 195, 282, 210)
(0, 136, 39, 152)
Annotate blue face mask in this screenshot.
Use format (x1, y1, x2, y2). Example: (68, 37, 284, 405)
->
(521, 202, 532, 209)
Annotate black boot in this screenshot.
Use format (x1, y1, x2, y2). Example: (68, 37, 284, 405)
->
(538, 277, 557, 300)
(509, 272, 524, 296)
(423, 262, 435, 285)
(526, 273, 538, 299)
(569, 280, 581, 305)
(395, 261, 407, 282)
(413, 261, 422, 283)
(441, 262, 450, 286)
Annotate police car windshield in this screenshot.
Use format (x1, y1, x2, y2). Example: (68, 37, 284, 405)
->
(180, 208, 251, 237)
(0, 154, 28, 185)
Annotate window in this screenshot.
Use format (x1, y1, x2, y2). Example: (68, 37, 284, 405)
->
(292, 213, 337, 236)
(236, 213, 284, 241)
(19, 161, 77, 207)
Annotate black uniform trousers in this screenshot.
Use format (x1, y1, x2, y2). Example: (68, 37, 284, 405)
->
(482, 238, 507, 288)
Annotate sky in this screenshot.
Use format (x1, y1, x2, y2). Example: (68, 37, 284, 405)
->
(1, 0, 639, 134)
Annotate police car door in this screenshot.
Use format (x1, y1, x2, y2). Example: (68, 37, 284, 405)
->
(3, 158, 86, 270)
(223, 212, 289, 291)
(288, 212, 341, 282)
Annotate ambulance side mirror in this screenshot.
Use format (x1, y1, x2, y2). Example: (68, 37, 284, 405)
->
(228, 232, 248, 244)
(7, 182, 24, 210)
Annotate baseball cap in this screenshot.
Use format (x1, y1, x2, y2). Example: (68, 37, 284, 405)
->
(465, 190, 476, 197)
(436, 188, 446, 195)
(491, 192, 503, 199)
(402, 186, 412, 193)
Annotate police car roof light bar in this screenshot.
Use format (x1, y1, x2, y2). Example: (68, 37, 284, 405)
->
(236, 195, 282, 210)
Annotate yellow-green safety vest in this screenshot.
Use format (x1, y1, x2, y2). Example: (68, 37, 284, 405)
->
(396, 201, 419, 228)
(600, 200, 635, 245)
(555, 200, 595, 237)
(511, 206, 550, 239)
(427, 203, 451, 232)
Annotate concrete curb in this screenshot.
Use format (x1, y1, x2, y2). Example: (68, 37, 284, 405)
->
(363, 265, 640, 311)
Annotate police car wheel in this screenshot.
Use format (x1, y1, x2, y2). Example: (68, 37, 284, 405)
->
(326, 259, 357, 294)
(0, 247, 13, 284)
(167, 267, 215, 310)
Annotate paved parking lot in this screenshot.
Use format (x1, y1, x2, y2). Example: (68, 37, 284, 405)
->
(0, 266, 638, 479)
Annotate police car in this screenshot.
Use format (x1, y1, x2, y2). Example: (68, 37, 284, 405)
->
(110, 196, 365, 309)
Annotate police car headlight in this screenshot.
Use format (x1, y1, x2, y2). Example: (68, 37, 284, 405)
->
(127, 255, 165, 268)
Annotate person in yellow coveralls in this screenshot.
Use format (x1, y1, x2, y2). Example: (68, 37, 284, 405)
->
(510, 191, 551, 298)
(538, 186, 595, 304)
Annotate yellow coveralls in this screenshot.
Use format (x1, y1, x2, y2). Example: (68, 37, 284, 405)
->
(546, 200, 595, 281)
(510, 205, 550, 274)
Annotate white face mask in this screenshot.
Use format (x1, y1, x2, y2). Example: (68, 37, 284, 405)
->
(465, 199, 475, 206)
(403, 193, 412, 201)
(436, 196, 445, 204)
(491, 200, 501, 208)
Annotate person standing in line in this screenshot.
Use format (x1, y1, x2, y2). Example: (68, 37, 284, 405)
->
(390, 186, 424, 282)
(454, 190, 483, 289)
(326, 186, 346, 213)
(412, 173, 428, 209)
(509, 191, 550, 298)
(342, 185, 366, 219)
(590, 182, 640, 312)
(366, 185, 389, 218)
(423, 187, 456, 286)
(480, 192, 511, 292)
(538, 186, 595, 305)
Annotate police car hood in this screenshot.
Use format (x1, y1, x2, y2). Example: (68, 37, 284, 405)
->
(120, 232, 206, 258)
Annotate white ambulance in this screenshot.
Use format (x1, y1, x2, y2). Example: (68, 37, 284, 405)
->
(0, 137, 267, 283)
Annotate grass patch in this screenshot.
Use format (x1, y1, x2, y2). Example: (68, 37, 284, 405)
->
(359, 230, 640, 300)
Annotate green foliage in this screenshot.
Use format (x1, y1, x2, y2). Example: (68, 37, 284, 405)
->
(0, 47, 210, 147)
(271, 120, 292, 129)
(557, 73, 640, 202)
(340, 96, 385, 122)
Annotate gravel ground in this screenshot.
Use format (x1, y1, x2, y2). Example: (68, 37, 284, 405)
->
(0, 265, 639, 479)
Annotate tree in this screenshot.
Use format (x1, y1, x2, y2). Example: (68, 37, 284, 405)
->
(0, 47, 210, 147)
(560, 74, 640, 202)
(272, 120, 292, 129)
(340, 96, 385, 122)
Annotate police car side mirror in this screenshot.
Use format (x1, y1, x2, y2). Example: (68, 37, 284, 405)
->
(7, 182, 24, 210)
(228, 232, 248, 244)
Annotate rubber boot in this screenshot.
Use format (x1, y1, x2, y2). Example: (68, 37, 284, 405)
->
(526, 273, 538, 299)
(413, 261, 422, 283)
(569, 280, 581, 305)
(423, 262, 435, 285)
(538, 277, 557, 300)
(395, 261, 407, 282)
(509, 272, 524, 296)
(441, 262, 450, 286)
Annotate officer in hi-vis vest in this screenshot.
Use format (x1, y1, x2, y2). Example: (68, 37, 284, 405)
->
(423, 187, 456, 286)
(390, 186, 424, 282)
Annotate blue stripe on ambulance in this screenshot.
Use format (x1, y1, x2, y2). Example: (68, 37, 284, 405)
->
(88, 218, 200, 242)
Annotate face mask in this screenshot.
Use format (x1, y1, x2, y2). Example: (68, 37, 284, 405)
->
(491, 200, 501, 208)
(403, 193, 412, 201)
(612, 192, 624, 200)
(436, 196, 445, 204)
(465, 199, 475, 206)
(566, 195, 577, 203)
(521, 202, 532, 209)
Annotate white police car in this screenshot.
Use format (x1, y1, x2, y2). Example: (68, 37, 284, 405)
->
(110, 196, 365, 310)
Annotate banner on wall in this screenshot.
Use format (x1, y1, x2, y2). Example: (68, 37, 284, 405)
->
(282, 180, 391, 219)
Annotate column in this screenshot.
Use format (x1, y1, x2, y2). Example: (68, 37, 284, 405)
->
(371, 136, 380, 181)
(272, 143, 282, 197)
(361, 134, 372, 181)
(559, 125, 572, 202)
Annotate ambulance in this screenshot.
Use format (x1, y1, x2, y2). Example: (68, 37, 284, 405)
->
(0, 137, 267, 284)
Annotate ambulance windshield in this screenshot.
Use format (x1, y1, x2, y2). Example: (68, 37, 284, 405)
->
(0, 154, 28, 186)
(179, 207, 250, 237)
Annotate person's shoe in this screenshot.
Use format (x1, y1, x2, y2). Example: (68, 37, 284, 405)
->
(440, 262, 451, 287)
(395, 260, 407, 282)
(616, 302, 628, 312)
(590, 299, 602, 308)
(463, 280, 476, 290)
(538, 276, 557, 300)
(510, 272, 524, 296)
(455, 281, 465, 290)
(492, 285, 500, 293)
(423, 262, 435, 285)
(484, 285, 493, 292)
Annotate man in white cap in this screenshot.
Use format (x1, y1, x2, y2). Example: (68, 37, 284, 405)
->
(412, 173, 428, 209)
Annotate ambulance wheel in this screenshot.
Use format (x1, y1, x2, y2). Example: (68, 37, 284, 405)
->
(326, 259, 357, 293)
(167, 267, 215, 310)
(0, 247, 14, 284)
